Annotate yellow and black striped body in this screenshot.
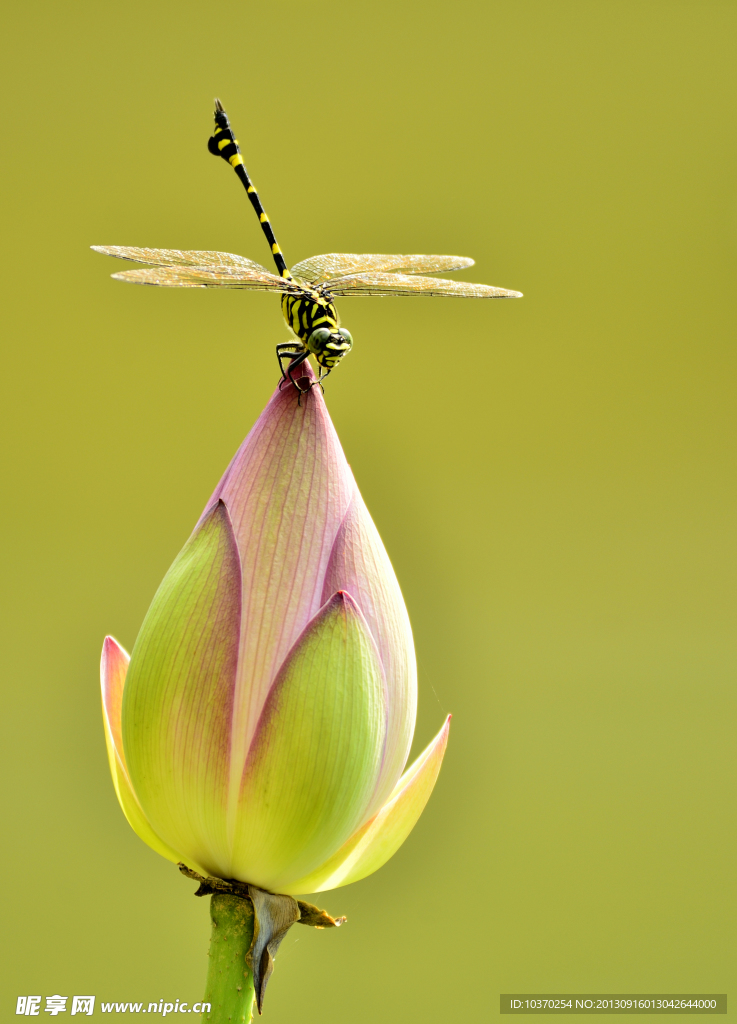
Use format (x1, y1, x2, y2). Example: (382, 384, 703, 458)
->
(208, 100, 353, 378)
(281, 290, 338, 340)
(281, 291, 348, 368)
(208, 102, 291, 280)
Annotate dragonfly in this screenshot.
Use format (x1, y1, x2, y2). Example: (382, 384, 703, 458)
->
(92, 99, 522, 393)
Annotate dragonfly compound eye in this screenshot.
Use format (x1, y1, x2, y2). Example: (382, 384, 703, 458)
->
(307, 327, 353, 369)
(307, 328, 332, 353)
(337, 328, 353, 348)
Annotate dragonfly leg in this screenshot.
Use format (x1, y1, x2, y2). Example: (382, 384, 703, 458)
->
(276, 342, 305, 389)
(283, 350, 313, 404)
(313, 366, 332, 395)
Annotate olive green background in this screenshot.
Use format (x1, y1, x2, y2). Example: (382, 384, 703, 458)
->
(1, 0, 735, 1019)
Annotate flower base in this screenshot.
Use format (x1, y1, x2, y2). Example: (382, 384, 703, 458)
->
(181, 865, 346, 1017)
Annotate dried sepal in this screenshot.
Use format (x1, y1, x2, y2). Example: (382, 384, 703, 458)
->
(246, 885, 301, 1014)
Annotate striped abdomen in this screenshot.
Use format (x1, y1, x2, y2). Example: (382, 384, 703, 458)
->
(208, 102, 291, 280)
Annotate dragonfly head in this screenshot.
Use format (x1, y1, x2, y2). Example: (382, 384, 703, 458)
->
(307, 327, 353, 369)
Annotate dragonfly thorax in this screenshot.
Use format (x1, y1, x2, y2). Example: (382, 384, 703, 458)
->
(281, 290, 353, 369)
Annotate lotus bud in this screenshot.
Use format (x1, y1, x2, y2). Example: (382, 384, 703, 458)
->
(100, 366, 450, 1009)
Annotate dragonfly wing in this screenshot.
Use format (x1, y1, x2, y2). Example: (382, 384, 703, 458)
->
(110, 265, 298, 290)
(290, 253, 475, 283)
(92, 245, 272, 274)
(327, 272, 523, 298)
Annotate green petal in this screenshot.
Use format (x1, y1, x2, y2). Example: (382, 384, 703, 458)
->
(229, 592, 386, 891)
(122, 500, 241, 875)
(321, 492, 417, 819)
(100, 636, 193, 868)
(289, 715, 450, 894)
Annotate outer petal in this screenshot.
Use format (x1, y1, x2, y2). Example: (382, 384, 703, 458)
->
(289, 715, 451, 894)
(100, 636, 188, 867)
(229, 592, 387, 892)
(198, 369, 355, 835)
(322, 491, 417, 819)
(122, 500, 241, 875)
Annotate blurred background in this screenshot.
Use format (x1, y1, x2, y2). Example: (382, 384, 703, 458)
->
(1, 0, 735, 1018)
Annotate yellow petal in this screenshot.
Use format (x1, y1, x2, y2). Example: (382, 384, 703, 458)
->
(290, 715, 451, 894)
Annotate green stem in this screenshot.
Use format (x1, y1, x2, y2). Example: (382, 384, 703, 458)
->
(201, 894, 256, 1023)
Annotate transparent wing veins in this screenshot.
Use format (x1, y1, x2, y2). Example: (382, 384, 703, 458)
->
(110, 265, 300, 291)
(93, 246, 521, 297)
(290, 253, 475, 284)
(327, 272, 523, 298)
(92, 245, 273, 275)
